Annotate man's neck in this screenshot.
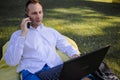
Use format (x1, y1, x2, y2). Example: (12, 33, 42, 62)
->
(31, 23, 41, 29)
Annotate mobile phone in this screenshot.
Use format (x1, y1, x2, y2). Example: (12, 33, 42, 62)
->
(24, 14, 30, 28)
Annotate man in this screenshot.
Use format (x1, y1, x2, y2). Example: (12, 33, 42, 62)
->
(4, 0, 94, 80)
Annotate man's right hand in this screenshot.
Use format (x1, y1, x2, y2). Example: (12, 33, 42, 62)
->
(20, 18, 31, 37)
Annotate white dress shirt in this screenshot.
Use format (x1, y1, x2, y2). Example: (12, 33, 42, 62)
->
(4, 24, 79, 73)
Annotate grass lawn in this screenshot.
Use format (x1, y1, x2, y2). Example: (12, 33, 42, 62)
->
(0, 0, 120, 78)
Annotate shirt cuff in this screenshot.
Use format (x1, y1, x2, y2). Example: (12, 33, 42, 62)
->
(66, 46, 80, 57)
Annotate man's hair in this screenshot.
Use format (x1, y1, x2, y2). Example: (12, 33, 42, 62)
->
(25, 0, 42, 12)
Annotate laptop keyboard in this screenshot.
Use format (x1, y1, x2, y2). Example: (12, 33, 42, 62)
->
(37, 64, 63, 80)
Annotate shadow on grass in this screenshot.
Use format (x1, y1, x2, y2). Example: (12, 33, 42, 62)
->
(0, 37, 8, 59)
(0, 0, 120, 28)
(0, 0, 120, 19)
(41, 0, 120, 16)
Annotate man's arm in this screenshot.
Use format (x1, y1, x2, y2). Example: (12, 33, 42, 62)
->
(4, 32, 25, 66)
(4, 18, 30, 66)
(55, 31, 80, 58)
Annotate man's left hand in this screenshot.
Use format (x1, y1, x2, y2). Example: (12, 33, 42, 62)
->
(71, 54, 79, 59)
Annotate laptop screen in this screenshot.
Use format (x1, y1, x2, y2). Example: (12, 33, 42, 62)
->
(59, 45, 110, 80)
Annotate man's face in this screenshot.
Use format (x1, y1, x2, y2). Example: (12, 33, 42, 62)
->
(27, 3, 43, 27)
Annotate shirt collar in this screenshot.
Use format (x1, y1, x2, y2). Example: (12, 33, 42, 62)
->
(30, 23, 44, 31)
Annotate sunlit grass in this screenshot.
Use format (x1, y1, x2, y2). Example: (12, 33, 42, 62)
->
(42, 7, 120, 77)
(106, 58, 120, 76)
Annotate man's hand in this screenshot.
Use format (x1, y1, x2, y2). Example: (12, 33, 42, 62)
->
(20, 18, 31, 37)
(82, 77, 91, 80)
(71, 54, 79, 59)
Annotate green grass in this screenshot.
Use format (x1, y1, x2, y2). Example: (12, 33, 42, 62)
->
(0, 0, 120, 78)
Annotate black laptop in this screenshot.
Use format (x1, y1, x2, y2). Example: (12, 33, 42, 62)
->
(37, 45, 110, 80)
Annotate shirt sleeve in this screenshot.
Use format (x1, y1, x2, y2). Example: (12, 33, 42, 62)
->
(55, 30, 80, 57)
(4, 30, 25, 66)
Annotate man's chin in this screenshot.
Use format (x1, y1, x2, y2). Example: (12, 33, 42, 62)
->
(31, 22, 42, 27)
(35, 21, 42, 24)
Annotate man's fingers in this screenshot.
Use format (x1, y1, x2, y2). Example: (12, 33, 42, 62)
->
(71, 54, 79, 59)
(22, 18, 31, 23)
